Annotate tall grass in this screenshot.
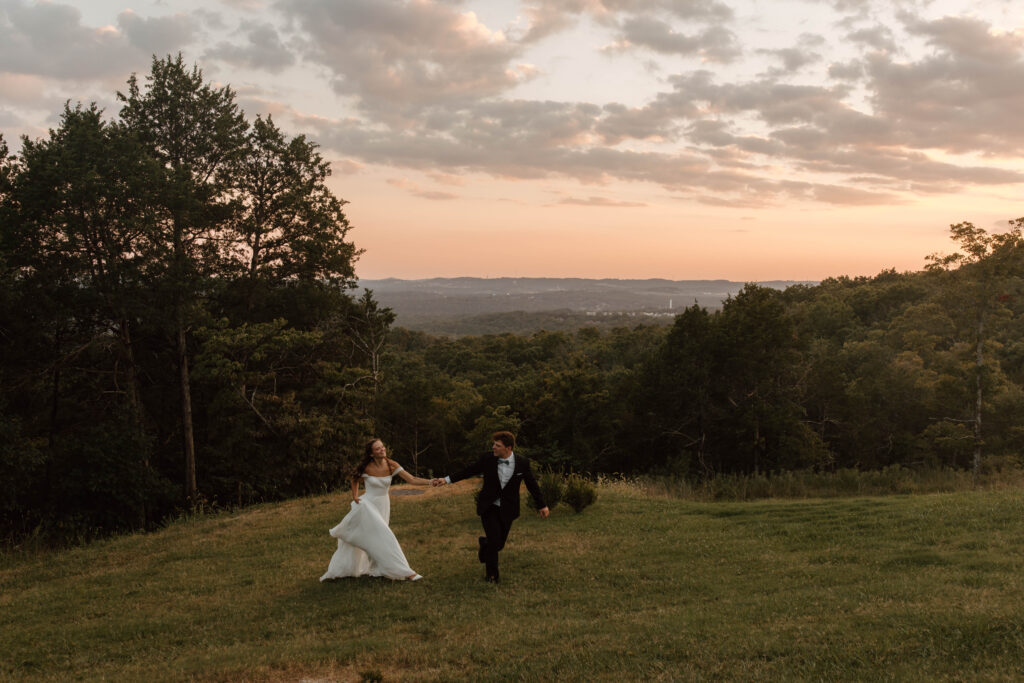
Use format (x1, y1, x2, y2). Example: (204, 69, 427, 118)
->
(622, 464, 1024, 502)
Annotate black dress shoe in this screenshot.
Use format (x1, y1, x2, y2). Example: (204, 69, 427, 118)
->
(485, 574, 499, 584)
(478, 536, 487, 563)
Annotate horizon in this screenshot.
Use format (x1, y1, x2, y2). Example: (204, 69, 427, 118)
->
(356, 275, 818, 282)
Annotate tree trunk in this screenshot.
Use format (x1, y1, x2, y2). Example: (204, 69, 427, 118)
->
(178, 318, 197, 502)
(48, 330, 63, 449)
(122, 322, 149, 528)
(973, 313, 983, 477)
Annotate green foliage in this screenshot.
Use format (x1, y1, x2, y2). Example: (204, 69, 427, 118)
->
(635, 464, 1024, 501)
(465, 405, 522, 459)
(562, 473, 597, 513)
(0, 57, 371, 544)
(528, 469, 565, 510)
(399, 309, 674, 337)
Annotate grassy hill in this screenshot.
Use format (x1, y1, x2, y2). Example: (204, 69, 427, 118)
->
(3, 480, 1024, 681)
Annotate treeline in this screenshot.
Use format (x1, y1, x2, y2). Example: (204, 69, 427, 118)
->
(398, 309, 674, 337)
(4, 57, 1024, 547)
(373, 222, 1024, 482)
(0, 57, 388, 544)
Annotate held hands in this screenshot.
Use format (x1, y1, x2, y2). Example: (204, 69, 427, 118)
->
(538, 506, 549, 519)
(430, 478, 447, 487)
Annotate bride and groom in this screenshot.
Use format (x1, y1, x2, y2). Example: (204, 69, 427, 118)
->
(320, 432, 548, 584)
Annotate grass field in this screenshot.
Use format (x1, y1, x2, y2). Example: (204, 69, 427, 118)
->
(3, 480, 1024, 681)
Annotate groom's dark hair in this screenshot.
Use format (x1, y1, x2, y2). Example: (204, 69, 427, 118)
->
(492, 431, 516, 449)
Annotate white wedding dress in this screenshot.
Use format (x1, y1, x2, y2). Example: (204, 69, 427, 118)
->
(319, 469, 417, 581)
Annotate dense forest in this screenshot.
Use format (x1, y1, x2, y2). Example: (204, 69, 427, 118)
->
(2, 57, 1023, 546)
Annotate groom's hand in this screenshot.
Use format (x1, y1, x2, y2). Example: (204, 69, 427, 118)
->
(538, 506, 549, 519)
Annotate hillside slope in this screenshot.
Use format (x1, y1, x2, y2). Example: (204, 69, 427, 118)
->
(3, 482, 1024, 681)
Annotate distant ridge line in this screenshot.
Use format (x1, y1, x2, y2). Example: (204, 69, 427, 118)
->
(356, 278, 818, 329)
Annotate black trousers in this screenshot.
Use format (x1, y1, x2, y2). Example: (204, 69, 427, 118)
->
(480, 505, 512, 578)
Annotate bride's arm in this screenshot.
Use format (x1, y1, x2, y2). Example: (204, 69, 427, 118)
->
(392, 462, 432, 486)
(351, 477, 361, 503)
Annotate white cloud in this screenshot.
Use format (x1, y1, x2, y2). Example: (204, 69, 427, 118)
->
(204, 20, 295, 72)
(0, 0, 138, 79)
(117, 9, 197, 55)
(279, 0, 528, 114)
(3, 0, 1022, 212)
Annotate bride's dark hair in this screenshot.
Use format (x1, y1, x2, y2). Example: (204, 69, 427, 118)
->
(349, 438, 393, 485)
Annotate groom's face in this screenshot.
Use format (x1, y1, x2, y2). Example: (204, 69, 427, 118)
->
(492, 440, 512, 458)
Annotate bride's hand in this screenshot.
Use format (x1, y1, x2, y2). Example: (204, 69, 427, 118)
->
(352, 496, 360, 504)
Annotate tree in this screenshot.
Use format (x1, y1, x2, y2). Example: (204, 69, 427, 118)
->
(118, 55, 248, 502)
(926, 220, 1024, 474)
(341, 289, 396, 398)
(640, 304, 717, 475)
(222, 114, 359, 317)
(4, 104, 178, 529)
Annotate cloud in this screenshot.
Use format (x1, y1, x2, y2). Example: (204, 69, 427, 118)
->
(794, 182, 904, 206)
(845, 25, 897, 53)
(864, 14, 1024, 154)
(204, 20, 296, 72)
(294, 41, 1024, 209)
(597, 100, 689, 144)
(387, 177, 459, 200)
(757, 33, 826, 75)
(194, 10, 228, 32)
(14, 0, 1005, 212)
(902, 13, 1023, 63)
(827, 59, 863, 80)
(219, 0, 267, 9)
(333, 159, 365, 174)
(278, 0, 528, 114)
(0, 106, 26, 127)
(0, 0, 138, 79)
(553, 196, 647, 207)
(519, 0, 734, 43)
(427, 171, 467, 186)
(0, 72, 49, 105)
(117, 10, 197, 55)
(611, 17, 740, 62)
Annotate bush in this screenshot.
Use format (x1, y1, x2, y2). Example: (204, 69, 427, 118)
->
(562, 474, 597, 513)
(530, 469, 565, 510)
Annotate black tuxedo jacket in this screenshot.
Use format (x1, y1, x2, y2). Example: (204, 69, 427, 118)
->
(448, 453, 546, 524)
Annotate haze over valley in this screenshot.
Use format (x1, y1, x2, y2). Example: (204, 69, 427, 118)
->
(359, 277, 814, 334)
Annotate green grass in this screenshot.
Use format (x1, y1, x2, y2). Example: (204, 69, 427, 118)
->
(4, 482, 1024, 681)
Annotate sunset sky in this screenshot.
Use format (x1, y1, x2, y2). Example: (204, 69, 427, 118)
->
(1, 0, 1022, 280)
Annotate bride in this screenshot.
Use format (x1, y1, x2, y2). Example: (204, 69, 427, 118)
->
(320, 438, 432, 582)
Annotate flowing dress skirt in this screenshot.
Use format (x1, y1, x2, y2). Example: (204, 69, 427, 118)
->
(320, 477, 414, 581)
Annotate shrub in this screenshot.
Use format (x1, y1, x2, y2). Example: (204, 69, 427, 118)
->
(562, 474, 597, 513)
(530, 469, 565, 510)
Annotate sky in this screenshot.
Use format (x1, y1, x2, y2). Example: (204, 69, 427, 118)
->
(1, 0, 1022, 281)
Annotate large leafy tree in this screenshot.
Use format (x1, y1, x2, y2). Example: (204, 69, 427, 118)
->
(225, 115, 358, 298)
(2, 105, 172, 533)
(1, 56, 371, 543)
(926, 221, 1024, 474)
(118, 55, 248, 501)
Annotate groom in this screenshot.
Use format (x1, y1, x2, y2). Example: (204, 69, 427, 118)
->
(433, 431, 548, 583)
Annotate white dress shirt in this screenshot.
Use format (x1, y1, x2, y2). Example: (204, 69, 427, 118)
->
(494, 453, 515, 506)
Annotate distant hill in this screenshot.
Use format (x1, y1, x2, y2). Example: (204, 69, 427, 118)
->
(357, 277, 815, 334)
(393, 308, 679, 337)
